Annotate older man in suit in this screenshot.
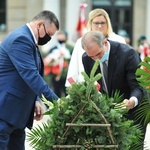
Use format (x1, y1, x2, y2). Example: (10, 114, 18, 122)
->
(81, 31, 146, 147)
(0, 10, 59, 150)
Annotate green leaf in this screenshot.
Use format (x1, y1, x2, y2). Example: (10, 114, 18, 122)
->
(140, 61, 150, 70)
(136, 68, 148, 76)
(90, 60, 100, 78)
(144, 56, 150, 62)
(135, 99, 150, 125)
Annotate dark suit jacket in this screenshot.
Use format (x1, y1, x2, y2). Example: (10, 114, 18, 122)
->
(82, 40, 144, 120)
(0, 25, 58, 129)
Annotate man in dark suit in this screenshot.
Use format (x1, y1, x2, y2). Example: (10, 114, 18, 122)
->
(0, 10, 59, 150)
(81, 31, 146, 146)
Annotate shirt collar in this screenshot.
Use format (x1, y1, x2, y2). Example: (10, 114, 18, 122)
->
(26, 23, 37, 45)
(107, 41, 110, 57)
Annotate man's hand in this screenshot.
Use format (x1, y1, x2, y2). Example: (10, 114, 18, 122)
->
(34, 101, 44, 121)
(123, 98, 135, 110)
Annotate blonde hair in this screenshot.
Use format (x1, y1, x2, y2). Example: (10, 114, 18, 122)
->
(87, 8, 113, 36)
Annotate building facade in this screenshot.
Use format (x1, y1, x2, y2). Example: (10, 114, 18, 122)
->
(0, 0, 150, 50)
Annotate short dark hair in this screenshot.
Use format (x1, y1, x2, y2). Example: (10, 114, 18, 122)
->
(32, 10, 59, 30)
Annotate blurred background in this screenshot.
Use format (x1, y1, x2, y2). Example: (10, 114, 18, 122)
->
(0, 0, 150, 52)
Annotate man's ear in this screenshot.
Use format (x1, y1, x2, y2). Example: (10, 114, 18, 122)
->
(103, 38, 108, 46)
(37, 20, 44, 29)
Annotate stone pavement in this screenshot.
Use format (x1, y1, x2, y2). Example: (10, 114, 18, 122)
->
(25, 116, 150, 150)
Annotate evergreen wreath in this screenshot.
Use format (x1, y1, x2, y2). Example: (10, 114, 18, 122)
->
(27, 60, 142, 150)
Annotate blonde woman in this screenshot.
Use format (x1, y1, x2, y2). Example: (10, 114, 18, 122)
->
(65, 8, 125, 87)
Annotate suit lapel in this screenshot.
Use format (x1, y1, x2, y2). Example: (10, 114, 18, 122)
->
(107, 41, 118, 93)
(23, 25, 44, 75)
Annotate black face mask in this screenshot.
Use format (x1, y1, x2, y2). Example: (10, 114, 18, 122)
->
(58, 40, 66, 44)
(38, 24, 51, 45)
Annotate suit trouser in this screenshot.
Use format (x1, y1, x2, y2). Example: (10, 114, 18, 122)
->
(0, 119, 25, 150)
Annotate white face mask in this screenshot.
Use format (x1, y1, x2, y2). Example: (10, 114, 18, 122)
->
(99, 51, 109, 63)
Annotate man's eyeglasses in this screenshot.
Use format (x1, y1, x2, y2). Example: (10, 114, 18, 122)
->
(92, 21, 107, 27)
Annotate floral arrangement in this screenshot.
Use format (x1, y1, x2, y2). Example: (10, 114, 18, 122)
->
(43, 47, 70, 78)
